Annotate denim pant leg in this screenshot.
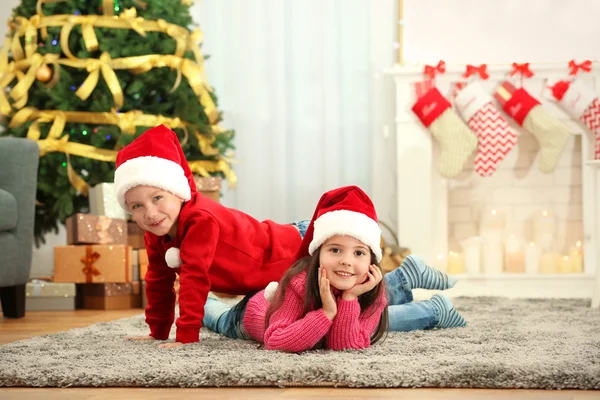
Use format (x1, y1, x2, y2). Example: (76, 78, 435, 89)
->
(290, 220, 310, 239)
(383, 266, 414, 305)
(203, 297, 251, 340)
(388, 300, 439, 332)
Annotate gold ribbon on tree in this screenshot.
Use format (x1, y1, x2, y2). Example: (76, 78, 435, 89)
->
(119, 8, 147, 37)
(103, 0, 114, 16)
(189, 159, 237, 188)
(64, 52, 124, 109)
(59, 15, 100, 59)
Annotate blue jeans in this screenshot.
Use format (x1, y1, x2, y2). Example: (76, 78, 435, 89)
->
(384, 266, 439, 331)
(290, 219, 310, 238)
(202, 296, 252, 340)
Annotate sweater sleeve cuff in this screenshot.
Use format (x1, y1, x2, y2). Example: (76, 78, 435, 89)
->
(337, 298, 361, 316)
(175, 327, 201, 344)
(149, 323, 172, 340)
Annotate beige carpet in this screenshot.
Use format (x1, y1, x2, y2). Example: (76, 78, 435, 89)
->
(1, 297, 599, 389)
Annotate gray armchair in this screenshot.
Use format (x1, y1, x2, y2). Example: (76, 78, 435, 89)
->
(0, 137, 39, 318)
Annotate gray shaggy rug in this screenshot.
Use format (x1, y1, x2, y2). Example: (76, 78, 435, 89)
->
(1, 297, 599, 389)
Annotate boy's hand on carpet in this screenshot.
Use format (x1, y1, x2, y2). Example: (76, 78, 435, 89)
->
(159, 342, 184, 349)
(125, 335, 156, 341)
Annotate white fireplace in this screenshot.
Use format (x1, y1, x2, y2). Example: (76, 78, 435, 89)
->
(387, 63, 599, 299)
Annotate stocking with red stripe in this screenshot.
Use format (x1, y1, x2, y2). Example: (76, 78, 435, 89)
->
(550, 80, 600, 160)
(454, 82, 517, 176)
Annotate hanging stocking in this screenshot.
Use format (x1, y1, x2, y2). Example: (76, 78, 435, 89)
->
(550, 79, 600, 159)
(411, 79, 478, 178)
(495, 81, 572, 173)
(454, 81, 517, 176)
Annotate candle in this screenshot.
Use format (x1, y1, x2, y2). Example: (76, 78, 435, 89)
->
(461, 236, 482, 274)
(504, 234, 524, 273)
(524, 242, 540, 274)
(447, 251, 465, 274)
(558, 255, 571, 273)
(433, 253, 447, 273)
(505, 253, 525, 273)
(569, 241, 583, 273)
(533, 210, 556, 252)
(480, 208, 506, 242)
(482, 240, 503, 274)
(539, 252, 559, 274)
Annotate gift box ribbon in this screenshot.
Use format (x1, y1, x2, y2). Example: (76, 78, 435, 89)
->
(81, 246, 101, 283)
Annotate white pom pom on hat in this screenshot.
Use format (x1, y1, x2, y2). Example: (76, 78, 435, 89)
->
(165, 247, 182, 268)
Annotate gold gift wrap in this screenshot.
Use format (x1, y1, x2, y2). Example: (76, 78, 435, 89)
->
(194, 176, 221, 202)
(139, 248, 149, 280)
(76, 281, 142, 309)
(66, 213, 128, 245)
(127, 221, 146, 249)
(53, 244, 133, 283)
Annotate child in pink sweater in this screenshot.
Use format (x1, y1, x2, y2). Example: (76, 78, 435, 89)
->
(204, 186, 389, 352)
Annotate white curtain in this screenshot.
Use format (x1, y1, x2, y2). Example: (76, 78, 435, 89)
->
(191, 0, 398, 227)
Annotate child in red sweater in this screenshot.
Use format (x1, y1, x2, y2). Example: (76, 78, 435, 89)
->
(204, 185, 390, 351)
(116, 125, 302, 348)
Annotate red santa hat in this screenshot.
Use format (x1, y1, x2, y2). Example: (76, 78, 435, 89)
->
(296, 185, 382, 262)
(114, 124, 196, 211)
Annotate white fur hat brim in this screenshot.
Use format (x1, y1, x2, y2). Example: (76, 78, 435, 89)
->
(114, 156, 191, 211)
(308, 210, 382, 262)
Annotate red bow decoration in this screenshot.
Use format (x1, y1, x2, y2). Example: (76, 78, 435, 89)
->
(81, 246, 101, 283)
(463, 64, 489, 80)
(424, 60, 446, 79)
(510, 63, 534, 78)
(568, 59, 592, 75)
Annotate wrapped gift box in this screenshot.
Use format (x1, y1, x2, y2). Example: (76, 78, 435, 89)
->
(139, 249, 148, 280)
(76, 282, 142, 310)
(26, 280, 76, 311)
(89, 183, 127, 220)
(194, 176, 222, 202)
(53, 244, 133, 283)
(127, 221, 146, 249)
(66, 213, 127, 245)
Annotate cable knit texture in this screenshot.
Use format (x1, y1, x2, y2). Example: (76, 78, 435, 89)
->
(243, 271, 387, 352)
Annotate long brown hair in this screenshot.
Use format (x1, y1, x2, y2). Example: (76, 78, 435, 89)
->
(264, 246, 389, 347)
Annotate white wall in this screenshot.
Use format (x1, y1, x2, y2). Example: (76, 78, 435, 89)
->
(403, 0, 600, 64)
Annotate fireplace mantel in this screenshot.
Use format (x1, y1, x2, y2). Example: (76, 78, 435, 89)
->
(387, 63, 599, 299)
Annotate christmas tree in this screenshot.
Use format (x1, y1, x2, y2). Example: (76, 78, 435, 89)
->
(0, 0, 235, 245)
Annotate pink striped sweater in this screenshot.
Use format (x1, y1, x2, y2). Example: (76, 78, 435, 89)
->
(243, 271, 387, 352)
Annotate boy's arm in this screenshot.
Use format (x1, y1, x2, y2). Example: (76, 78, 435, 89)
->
(326, 292, 387, 350)
(175, 214, 220, 344)
(263, 280, 333, 352)
(144, 234, 177, 340)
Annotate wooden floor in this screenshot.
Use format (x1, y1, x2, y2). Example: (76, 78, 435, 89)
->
(1, 309, 599, 400)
